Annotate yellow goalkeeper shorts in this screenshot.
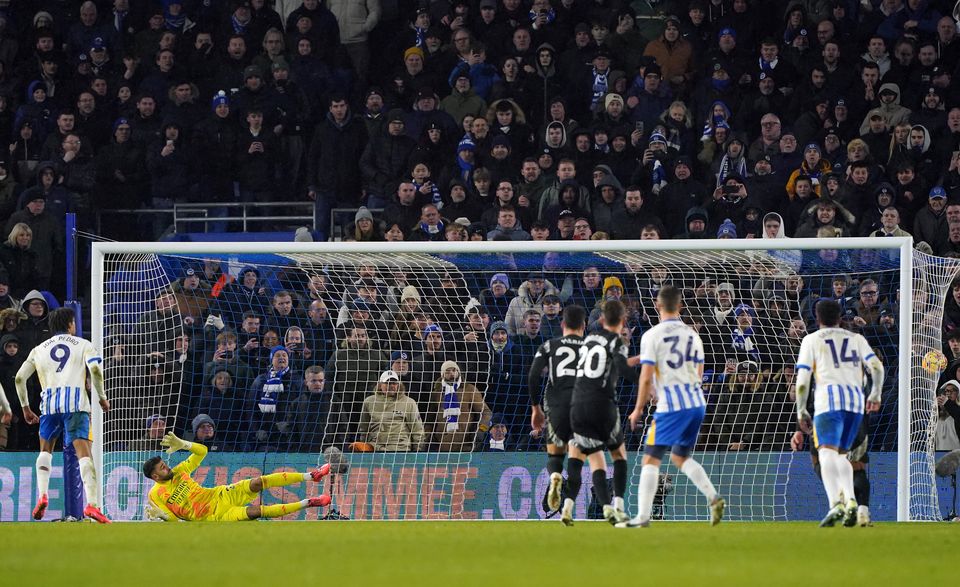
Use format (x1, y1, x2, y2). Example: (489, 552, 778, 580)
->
(207, 479, 259, 522)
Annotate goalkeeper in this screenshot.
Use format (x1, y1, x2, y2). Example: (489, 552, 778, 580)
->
(143, 432, 332, 521)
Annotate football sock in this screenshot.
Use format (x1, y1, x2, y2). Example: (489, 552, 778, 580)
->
(613, 458, 628, 501)
(592, 470, 610, 505)
(36, 451, 52, 497)
(817, 448, 842, 505)
(637, 464, 659, 522)
(566, 458, 583, 500)
(260, 500, 308, 518)
(260, 472, 307, 489)
(853, 469, 870, 506)
(547, 454, 564, 476)
(681, 458, 718, 502)
(835, 453, 856, 505)
(78, 456, 98, 507)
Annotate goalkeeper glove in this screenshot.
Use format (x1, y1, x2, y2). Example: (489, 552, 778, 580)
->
(160, 432, 192, 454)
(144, 502, 171, 522)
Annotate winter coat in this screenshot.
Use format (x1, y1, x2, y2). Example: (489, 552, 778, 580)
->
(95, 139, 147, 208)
(439, 88, 487, 126)
(324, 343, 387, 447)
(3, 209, 61, 291)
(13, 290, 49, 353)
(359, 129, 416, 197)
(145, 127, 198, 200)
(306, 112, 368, 204)
(326, 0, 381, 44)
(858, 83, 912, 134)
(504, 279, 560, 335)
(0, 243, 39, 299)
(191, 115, 240, 189)
(358, 386, 424, 451)
(247, 369, 304, 451)
(428, 379, 491, 452)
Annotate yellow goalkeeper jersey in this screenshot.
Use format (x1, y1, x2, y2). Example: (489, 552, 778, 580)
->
(148, 444, 218, 521)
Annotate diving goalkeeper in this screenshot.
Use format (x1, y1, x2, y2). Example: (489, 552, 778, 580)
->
(143, 432, 332, 522)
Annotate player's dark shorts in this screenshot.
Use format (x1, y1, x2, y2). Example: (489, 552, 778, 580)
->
(543, 394, 572, 446)
(570, 400, 623, 455)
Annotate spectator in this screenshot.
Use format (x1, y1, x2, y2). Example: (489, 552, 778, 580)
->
(325, 323, 386, 448)
(126, 414, 167, 452)
(428, 360, 491, 451)
(145, 122, 198, 235)
(195, 367, 248, 453)
(248, 345, 303, 451)
(869, 206, 911, 237)
(409, 203, 446, 241)
(307, 93, 369, 238)
(0, 224, 39, 299)
(914, 186, 948, 251)
(853, 279, 883, 326)
(504, 271, 558, 335)
(360, 109, 417, 207)
(14, 290, 50, 353)
(291, 365, 329, 452)
(358, 370, 425, 452)
(190, 414, 225, 452)
(441, 70, 488, 126)
(794, 197, 854, 238)
(935, 380, 960, 451)
(266, 289, 307, 333)
(4, 187, 62, 294)
(485, 206, 530, 243)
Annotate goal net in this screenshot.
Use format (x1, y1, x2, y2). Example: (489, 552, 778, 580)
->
(91, 238, 947, 521)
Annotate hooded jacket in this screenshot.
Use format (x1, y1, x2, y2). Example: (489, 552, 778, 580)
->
(359, 382, 424, 451)
(504, 278, 560, 336)
(794, 197, 856, 238)
(590, 175, 624, 234)
(14, 290, 49, 352)
(859, 83, 911, 134)
(676, 206, 710, 239)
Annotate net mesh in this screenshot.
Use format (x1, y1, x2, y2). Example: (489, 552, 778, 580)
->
(95, 243, 948, 521)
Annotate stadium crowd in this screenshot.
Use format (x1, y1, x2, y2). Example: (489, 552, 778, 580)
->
(0, 0, 959, 454)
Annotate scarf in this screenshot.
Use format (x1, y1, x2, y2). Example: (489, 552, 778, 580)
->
(231, 15, 249, 34)
(456, 153, 474, 183)
(651, 159, 667, 195)
(716, 153, 747, 187)
(258, 367, 288, 413)
(164, 9, 185, 31)
(529, 8, 556, 24)
(711, 77, 731, 91)
(414, 26, 426, 48)
(442, 379, 462, 432)
(420, 220, 444, 234)
(414, 179, 443, 207)
(731, 327, 760, 361)
(590, 68, 608, 112)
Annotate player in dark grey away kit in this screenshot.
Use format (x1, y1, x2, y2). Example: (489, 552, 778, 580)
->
(529, 305, 586, 524)
(568, 300, 637, 525)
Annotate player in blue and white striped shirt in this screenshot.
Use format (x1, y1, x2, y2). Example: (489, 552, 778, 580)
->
(796, 299, 884, 527)
(15, 307, 110, 523)
(618, 285, 724, 528)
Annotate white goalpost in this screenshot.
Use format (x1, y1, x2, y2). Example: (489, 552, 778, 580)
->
(90, 237, 946, 522)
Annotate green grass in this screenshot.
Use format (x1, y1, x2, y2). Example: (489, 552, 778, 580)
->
(1, 522, 957, 585)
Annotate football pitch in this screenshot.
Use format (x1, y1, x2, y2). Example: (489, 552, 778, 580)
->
(1, 521, 957, 585)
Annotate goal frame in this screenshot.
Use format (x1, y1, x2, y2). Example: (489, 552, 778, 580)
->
(91, 237, 916, 521)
